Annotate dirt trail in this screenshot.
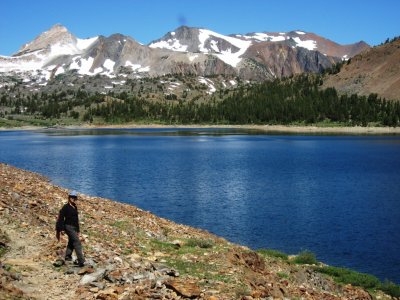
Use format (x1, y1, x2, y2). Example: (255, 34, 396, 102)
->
(1, 218, 78, 300)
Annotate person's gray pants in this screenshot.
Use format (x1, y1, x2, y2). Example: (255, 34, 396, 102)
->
(64, 225, 84, 264)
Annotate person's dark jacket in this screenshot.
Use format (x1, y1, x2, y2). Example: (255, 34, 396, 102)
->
(56, 203, 80, 233)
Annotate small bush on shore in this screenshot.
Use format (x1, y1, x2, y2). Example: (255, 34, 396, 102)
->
(256, 249, 288, 260)
(293, 250, 318, 265)
(379, 280, 400, 297)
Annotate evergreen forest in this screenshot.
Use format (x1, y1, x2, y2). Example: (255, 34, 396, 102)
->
(1, 75, 399, 127)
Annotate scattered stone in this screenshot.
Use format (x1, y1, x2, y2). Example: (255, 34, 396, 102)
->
(90, 282, 106, 290)
(28, 200, 38, 207)
(96, 287, 119, 300)
(171, 239, 183, 248)
(165, 279, 201, 299)
(78, 265, 95, 275)
(113, 256, 123, 264)
(11, 192, 21, 201)
(53, 258, 65, 267)
(80, 268, 106, 285)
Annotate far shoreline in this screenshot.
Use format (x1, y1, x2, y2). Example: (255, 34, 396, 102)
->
(1, 123, 400, 135)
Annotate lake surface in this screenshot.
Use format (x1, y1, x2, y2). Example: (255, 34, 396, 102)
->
(1, 128, 399, 283)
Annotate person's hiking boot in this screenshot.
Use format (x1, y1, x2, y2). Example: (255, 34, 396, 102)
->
(74, 260, 85, 267)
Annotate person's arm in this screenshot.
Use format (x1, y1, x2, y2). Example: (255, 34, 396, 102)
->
(55, 206, 66, 241)
(76, 207, 80, 234)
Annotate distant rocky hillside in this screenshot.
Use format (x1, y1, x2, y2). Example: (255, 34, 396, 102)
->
(322, 38, 400, 101)
(0, 24, 369, 90)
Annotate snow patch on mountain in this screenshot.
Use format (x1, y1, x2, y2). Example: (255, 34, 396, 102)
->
(54, 66, 65, 76)
(103, 59, 115, 72)
(239, 33, 287, 42)
(125, 61, 142, 70)
(124, 61, 150, 73)
(149, 39, 188, 52)
(69, 57, 103, 76)
(76, 37, 99, 51)
(188, 54, 198, 62)
(199, 76, 216, 94)
(49, 37, 98, 57)
(50, 43, 79, 57)
(198, 29, 251, 67)
(0, 56, 43, 72)
(292, 37, 317, 50)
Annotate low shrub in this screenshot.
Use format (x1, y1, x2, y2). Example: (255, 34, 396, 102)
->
(185, 238, 214, 249)
(293, 250, 318, 265)
(316, 266, 380, 289)
(256, 249, 288, 260)
(379, 280, 400, 297)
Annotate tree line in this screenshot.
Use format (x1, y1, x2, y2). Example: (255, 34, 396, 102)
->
(1, 75, 399, 126)
(87, 76, 400, 126)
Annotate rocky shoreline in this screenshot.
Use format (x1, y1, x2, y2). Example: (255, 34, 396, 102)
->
(0, 163, 396, 299)
(1, 124, 400, 135)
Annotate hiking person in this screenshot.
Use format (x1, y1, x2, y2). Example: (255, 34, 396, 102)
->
(56, 190, 85, 267)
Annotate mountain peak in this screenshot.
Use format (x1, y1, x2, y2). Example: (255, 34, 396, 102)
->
(15, 24, 76, 56)
(48, 23, 69, 33)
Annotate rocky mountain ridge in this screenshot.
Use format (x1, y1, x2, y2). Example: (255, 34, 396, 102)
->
(323, 37, 400, 100)
(1, 163, 395, 299)
(0, 24, 369, 87)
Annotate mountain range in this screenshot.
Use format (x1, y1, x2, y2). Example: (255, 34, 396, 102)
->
(0, 24, 369, 84)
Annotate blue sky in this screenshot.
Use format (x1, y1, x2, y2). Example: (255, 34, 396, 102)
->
(0, 0, 399, 55)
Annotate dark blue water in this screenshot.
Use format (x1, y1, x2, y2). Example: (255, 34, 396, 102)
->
(1, 128, 399, 283)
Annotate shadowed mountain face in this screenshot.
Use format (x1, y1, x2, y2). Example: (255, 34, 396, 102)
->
(323, 38, 400, 101)
(0, 24, 369, 83)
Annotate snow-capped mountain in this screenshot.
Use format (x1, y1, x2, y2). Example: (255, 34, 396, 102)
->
(0, 25, 98, 75)
(149, 26, 252, 68)
(0, 24, 369, 84)
(149, 26, 369, 64)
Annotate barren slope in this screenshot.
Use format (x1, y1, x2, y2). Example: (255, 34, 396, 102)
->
(323, 39, 400, 101)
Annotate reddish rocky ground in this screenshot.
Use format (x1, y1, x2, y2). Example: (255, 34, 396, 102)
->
(323, 38, 400, 101)
(0, 163, 394, 299)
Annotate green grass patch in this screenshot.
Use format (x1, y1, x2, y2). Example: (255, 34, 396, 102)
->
(164, 257, 209, 277)
(380, 280, 400, 297)
(0, 231, 10, 257)
(109, 219, 131, 230)
(185, 238, 215, 249)
(0, 246, 7, 257)
(316, 266, 380, 289)
(165, 257, 232, 283)
(150, 239, 179, 252)
(149, 238, 215, 256)
(293, 250, 318, 265)
(315, 266, 400, 297)
(277, 272, 290, 279)
(256, 249, 288, 260)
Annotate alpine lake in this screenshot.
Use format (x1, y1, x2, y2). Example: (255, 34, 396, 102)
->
(1, 127, 399, 284)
